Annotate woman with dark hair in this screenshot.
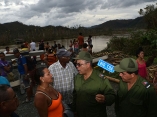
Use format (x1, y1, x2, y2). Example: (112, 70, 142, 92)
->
(136, 47, 147, 79)
(34, 67, 63, 117)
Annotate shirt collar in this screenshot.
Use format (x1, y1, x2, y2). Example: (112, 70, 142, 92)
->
(57, 60, 69, 69)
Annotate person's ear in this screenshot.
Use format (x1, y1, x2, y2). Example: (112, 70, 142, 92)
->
(40, 77, 44, 83)
(0, 102, 7, 109)
(131, 73, 135, 78)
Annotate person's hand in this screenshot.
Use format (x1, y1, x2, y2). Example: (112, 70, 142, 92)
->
(95, 94, 105, 103)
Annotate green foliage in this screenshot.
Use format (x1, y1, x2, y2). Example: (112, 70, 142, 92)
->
(106, 29, 157, 56)
(139, 3, 157, 29)
(107, 36, 127, 51)
(141, 29, 157, 48)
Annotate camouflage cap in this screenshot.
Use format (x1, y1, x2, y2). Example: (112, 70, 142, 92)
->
(74, 51, 93, 62)
(114, 58, 138, 72)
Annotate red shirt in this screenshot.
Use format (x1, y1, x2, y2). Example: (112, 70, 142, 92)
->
(78, 36, 84, 45)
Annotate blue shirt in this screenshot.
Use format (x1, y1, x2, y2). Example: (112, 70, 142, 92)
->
(17, 55, 27, 75)
(0, 76, 10, 86)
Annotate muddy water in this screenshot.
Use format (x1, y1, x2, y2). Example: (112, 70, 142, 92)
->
(0, 36, 111, 52)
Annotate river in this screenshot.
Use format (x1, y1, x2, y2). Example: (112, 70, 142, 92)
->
(0, 36, 111, 52)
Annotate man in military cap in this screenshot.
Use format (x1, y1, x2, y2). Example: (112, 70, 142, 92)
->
(73, 51, 115, 117)
(114, 58, 157, 117)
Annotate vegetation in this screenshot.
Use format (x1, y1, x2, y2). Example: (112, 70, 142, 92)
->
(105, 3, 157, 56)
(0, 17, 146, 46)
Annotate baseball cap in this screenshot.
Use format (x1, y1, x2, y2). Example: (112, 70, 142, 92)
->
(0, 76, 10, 87)
(13, 48, 20, 54)
(114, 58, 138, 72)
(56, 49, 71, 57)
(74, 51, 93, 62)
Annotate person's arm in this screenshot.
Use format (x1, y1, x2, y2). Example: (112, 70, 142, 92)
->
(23, 64, 28, 75)
(3, 66, 11, 72)
(34, 94, 49, 117)
(145, 87, 157, 117)
(72, 76, 77, 112)
(96, 78, 115, 105)
(3, 63, 11, 72)
(21, 57, 29, 75)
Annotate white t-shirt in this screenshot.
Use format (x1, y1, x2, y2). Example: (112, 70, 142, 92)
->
(4, 50, 7, 54)
(30, 42, 36, 51)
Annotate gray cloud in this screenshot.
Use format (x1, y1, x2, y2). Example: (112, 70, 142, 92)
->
(18, 0, 103, 19)
(3, 0, 23, 6)
(101, 0, 157, 9)
(0, 0, 157, 27)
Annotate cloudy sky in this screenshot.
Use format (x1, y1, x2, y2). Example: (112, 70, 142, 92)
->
(0, 0, 157, 27)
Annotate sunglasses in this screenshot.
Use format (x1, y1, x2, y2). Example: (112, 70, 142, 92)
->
(76, 62, 89, 67)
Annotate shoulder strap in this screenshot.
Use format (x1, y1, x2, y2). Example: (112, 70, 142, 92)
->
(35, 90, 52, 100)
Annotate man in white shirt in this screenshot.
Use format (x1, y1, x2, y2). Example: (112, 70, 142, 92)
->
(4, 47, 13, 54)
(30, 40, 36, 51)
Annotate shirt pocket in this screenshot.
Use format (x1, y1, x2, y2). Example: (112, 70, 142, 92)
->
(130, 98, 143, 105)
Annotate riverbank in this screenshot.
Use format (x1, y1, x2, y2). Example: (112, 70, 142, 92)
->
(0, 35, 111, 53)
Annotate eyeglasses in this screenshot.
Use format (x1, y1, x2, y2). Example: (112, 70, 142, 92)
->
(76, 63, 88, 67)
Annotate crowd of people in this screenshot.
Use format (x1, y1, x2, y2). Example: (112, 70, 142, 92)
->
(0, 33, 157, 117)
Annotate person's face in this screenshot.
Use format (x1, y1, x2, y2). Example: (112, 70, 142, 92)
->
(40, 68, 53, 83)
(60, 56, 70, 63)
(14, 53, 20, 58)
(0, 53, 5, 60)
(119, 72, 133, 82)
(6, 48, 9, 51)
(138, 51, 144, 59)
(76, 60, 90, 75)
(1, 88, 19, 113)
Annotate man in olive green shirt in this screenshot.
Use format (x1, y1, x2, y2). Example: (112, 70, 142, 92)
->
(114, 58, 157, 117)
(73, 51, 115, 117)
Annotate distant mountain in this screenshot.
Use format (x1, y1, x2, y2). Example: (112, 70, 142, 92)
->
(0, 17, 146, 32)
(90, 17, 146, 29)
(0, 21, 42, 31)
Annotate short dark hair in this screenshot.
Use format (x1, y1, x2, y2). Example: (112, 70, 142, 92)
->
(5, 46, 9, 50)
(136, 47, 143, 57)
(127, 70, 138, 75)
(34, 67, 46, 85)
(0, 85, 10, 102)
(79, 32, 82, 35)
(13, 48, 20, 54)
(83, 43, 88, 48)
(0, 52, 5, 55)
